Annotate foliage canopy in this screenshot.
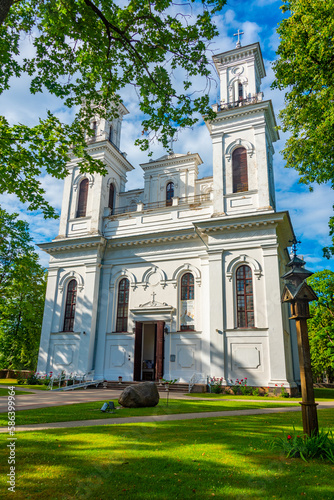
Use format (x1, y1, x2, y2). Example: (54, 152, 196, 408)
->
(272, 0, 334, 257)
(307, 270, 334, 381)
(0, 0, 225, 217)
(0, 208, 46, 369)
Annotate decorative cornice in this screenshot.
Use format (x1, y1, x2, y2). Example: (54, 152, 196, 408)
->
(107, 232, 198, 249)
(140, 153, 202, 172)
(198, 219, 277, 234)
(39, 236, 106, 255)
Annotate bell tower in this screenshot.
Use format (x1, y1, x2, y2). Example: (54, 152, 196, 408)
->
(57, 102, 134, 239)
(207, 40, 279, 216)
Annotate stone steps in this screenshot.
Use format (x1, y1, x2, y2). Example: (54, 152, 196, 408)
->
(104, 381, 205, 393)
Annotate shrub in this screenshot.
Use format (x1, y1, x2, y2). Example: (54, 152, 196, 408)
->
(272, 429, 334, 463)
(209, 377, 224, 394)
(26, 372, 42, 385)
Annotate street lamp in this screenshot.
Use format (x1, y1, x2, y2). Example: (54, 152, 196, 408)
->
(281, 238, 318, 437)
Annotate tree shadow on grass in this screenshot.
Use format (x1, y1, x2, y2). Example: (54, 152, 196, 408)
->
(0, 410, 333, 499)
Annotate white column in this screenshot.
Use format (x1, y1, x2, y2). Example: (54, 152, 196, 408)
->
(94, 265, 112, 378)
(37, 268, 59, 374)
(212, 134, 224, 214)
(77, 262, 102, 374)
(208, 252, 224, 378)
(263, 246, 289, 386)
(254, 124, 270, 208)
(58, 170, 74, 238)
(200, 257, 210, 379)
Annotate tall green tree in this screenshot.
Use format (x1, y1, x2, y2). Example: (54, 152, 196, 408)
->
(0, 208, 46, 369)
(272, 0, 334, 257)
(307, 270, 334, 382)
(0, 0, 225, 218)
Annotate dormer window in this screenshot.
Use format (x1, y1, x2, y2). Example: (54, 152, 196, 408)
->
(166, 182, 174, 206)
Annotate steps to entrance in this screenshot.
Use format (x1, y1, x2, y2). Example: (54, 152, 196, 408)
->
(104, 381, 206, 393)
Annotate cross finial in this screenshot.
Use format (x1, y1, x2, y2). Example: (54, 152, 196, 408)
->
(151, 291, 156, 304)
(289, 236, 301, 258)
(233, 29, 244, 48)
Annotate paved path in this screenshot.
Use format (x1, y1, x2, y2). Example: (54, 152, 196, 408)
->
(1, 402, 334, 433)
(0, 387, 306, 413)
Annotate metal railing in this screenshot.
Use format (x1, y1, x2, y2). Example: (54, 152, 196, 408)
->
(214, 92, 264, 112)
(110, 193, 211, 217)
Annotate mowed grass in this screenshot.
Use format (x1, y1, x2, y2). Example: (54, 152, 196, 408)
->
(0, 399, 298, 426)
(0, 410, 333, 499)
(186, 387, 334, 401)
(0, 379, 49, 390)
(0, 388, 33, 396)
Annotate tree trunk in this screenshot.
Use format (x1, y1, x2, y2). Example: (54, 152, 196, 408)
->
(0, 0, 14, 26)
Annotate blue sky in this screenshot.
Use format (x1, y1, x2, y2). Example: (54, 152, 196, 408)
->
(0, 0, 333, 272)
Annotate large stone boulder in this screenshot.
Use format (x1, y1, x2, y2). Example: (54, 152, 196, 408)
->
(118, 382, 159, 408)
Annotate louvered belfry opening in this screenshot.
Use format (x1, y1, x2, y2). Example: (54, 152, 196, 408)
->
(232, 147, 248, 193)
(76, 178, 89, 218)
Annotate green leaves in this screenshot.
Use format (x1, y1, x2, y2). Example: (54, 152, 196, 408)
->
(0, 0, 225, 217)
(307, 270, 334, 380)
(272, 0, 334, 256)
(0, 208, 46, 369)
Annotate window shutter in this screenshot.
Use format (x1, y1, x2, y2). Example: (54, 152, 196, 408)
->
(232, 148, 248, 193)
(77, 179, 89, 217)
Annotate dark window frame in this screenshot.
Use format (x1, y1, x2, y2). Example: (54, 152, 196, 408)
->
(63, 279, 77, 332)
(76, 178, 89, 218)
(236, 265, 255, 328)
(180, 272, 195, 331)
(116, 278, 130, 332)
(166, 182, 174, 206)
(232, 147, 248, 193)
(108, 183, 115, 214)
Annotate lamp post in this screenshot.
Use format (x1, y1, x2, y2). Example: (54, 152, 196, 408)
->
(281, 239, 318, 437)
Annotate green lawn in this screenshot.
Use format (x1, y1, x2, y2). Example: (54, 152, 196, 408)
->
(0, 379, 49, 390)
(0, 399, 299, 427)
(0, 410, 333, 499)
(0, 388, 33, 396)
(188, 387, 334, 401)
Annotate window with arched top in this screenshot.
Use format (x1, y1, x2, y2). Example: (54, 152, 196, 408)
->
(238, 82, 243, 100)
(108, 184, 115, 214)
(180, 272, 195, 331)
(232, 147, 248, 193)
(76, 178, 89, 218)
(236, 265, 254, 328)
(116, 278, 130, 332)
(166, 182, 174, 206)
(63, 279, 77, 332)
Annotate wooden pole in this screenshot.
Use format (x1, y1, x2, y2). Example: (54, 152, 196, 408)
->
(295, 316, 318, 436)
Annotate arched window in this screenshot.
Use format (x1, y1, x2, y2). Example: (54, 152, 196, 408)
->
(108, 184, 115, 214)
(92, 121, 97, 136)
(166, 182, 174, 206)
(236, 265, 254, 328)
(232, 147, 248, 193)
(238, 82, 243, 100)
(63, 279, 77, 332)
(76, 178, 89, 218)
(180, 272, 195, 331)
(116, 278, 129, 332)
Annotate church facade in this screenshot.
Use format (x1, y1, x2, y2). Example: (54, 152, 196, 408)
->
(37, 42, 300, 390)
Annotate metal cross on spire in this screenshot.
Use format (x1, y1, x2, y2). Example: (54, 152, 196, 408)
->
(233, 29, 244, 48)
(289, 236, 301, 258)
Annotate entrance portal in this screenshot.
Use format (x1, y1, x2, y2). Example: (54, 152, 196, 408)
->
(133, 321, 165, 381)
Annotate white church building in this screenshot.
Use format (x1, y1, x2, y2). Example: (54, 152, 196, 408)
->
(37, 42, 300, 391)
